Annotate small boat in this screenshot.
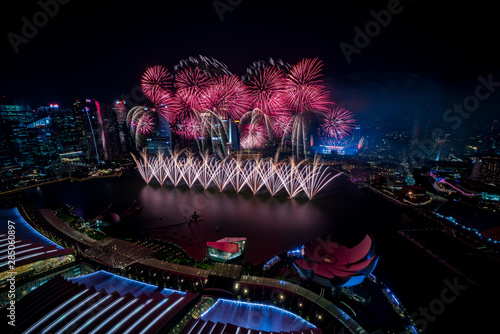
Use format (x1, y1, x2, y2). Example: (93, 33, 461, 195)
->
(214, 227, 220, 231)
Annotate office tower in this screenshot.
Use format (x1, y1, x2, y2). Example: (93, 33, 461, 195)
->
(0, 96, 36, 166)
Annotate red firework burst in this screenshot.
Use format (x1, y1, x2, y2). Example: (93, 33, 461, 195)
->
(247, 66, 287, 114)
(202, 74, 251, 119)
(176, 115, 205, 140)
(320, 107, 356, 141)
(141, 65, 172, 106)
(175, 68, 212, 111)
(136, 113, 156, 135)
(271, 110, 293, 138)
(239, 109, 272, 149)
(240, 121, 269, 149)
(284, 58, 330, 114)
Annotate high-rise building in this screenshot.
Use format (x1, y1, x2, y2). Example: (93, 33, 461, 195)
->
(46, 104, 84, 154)
(73, 99, 105, 163)
(489, 120, 500, 154)
(114, 100, 133, 154)
(99, 103, 121, 162)
(471, 155, 500, 186)
(0, 97, 36, 167)
(26, 113, 59, 169)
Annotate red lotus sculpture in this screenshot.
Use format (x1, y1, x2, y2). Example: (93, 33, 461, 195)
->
(294, 234, 378, 287)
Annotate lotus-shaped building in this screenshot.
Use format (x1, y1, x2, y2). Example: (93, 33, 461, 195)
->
(294, 234, 378, 287)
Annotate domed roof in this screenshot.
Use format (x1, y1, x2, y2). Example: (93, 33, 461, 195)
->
(101, 213, 121, 227)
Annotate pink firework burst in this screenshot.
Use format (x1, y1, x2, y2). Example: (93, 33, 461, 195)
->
(136, 113, 156, 135)
(141, 65, 172, 106)
(247, 66, 287, 114)
(284, 58, 330, 114)
(320, 107, 356, 141)
(202, 74, 251, 120)
(176, 115, 205, 140)
(240, 121, 269, 149)
(175, 67, 212, 111)
(239, 109, 271, 149)
(271, 110, 293, 138)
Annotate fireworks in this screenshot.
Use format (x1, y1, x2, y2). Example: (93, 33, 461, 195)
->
(282, 58, 332, 159)
(176, 113, 205, 140)
(127, 56, 356, 160)
(202, 74, 251, 120)
(141, 65, 172, 106)
(358, 137, 365, 150)
(175, 67, 211, 111)
(239, 109, 272, 149)
(132, 151, 339, 200)
(245, 66, 287, 114)
(136, 113, 156, 135)
(174, 55, 231, 78)
(320, 107, 356, 141)
(284, 58, 330, 114)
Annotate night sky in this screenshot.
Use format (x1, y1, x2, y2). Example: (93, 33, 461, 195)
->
(1, 0, 499, 122)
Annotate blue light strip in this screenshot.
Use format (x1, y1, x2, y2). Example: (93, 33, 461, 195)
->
(0, 249, 59, 268)
(56, 294, 112, 334)
(201, 298, 316, 329)
(69, 270, 186, 296)
(89, 299, 140, 334)
(0, 242, 31, 254)
(73, 296, 125, 334)
(0, 245, 44, 260)
(24, 289, 89, 334)
(138, 298, 183, 334)
(123, 300, 166, 334)
(200, 299, 219, 318)
(41, 292, 101, 334)
(107, 299, 153, 334)
(0, 207, 64, 249)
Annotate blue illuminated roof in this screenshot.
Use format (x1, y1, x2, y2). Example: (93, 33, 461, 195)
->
(0, 207, 63, 249)
(69, 270, 186, 297)
(201, 299, 315, 332)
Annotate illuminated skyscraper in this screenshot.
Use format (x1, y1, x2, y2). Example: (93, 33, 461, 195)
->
(0, 97, 36, 166)
(73, 99, 105, 163)
(46, 104, 83, 153)
(114, 100, 133, 154)
(471, 155, 500, 186)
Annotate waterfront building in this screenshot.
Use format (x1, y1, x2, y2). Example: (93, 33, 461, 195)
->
(207, 237, 246, 262)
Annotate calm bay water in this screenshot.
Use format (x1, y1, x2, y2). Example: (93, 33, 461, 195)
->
(25, 171, 400, 264)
